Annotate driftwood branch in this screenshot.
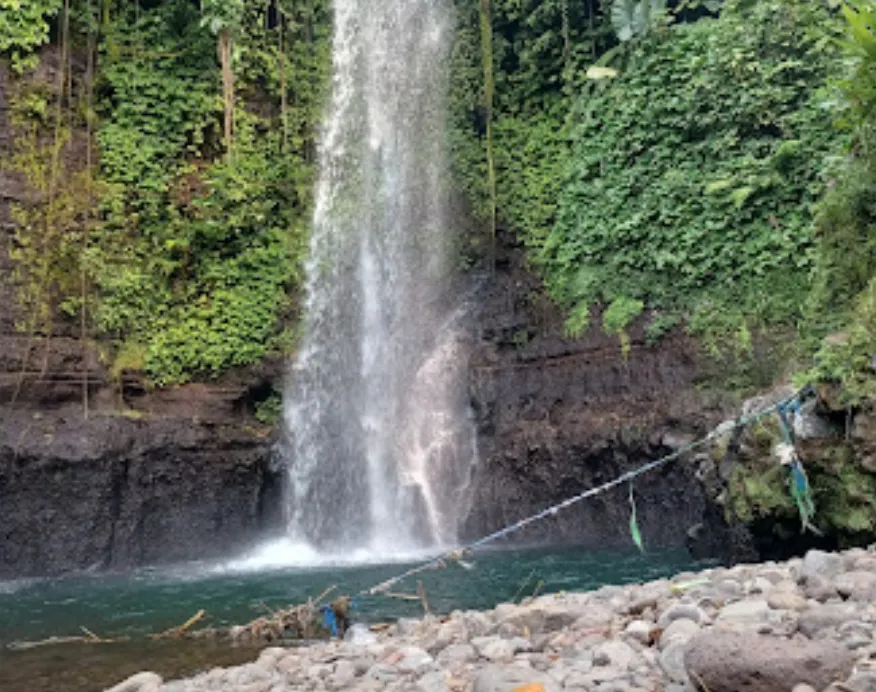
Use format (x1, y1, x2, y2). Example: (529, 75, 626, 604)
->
(149, 609, 206, 640)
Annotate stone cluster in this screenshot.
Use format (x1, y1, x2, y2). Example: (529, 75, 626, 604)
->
(107, 547, 876, 692)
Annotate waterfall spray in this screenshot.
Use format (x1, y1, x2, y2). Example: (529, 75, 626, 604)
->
(282, 0, 477, 558)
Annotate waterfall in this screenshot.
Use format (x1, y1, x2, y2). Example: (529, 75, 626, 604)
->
(282, 0, 477, 557)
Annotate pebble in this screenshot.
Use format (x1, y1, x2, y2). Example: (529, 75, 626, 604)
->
(103, 548, 876, 692)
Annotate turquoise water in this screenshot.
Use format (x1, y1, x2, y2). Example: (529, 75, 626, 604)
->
(0, 546, 707, 692)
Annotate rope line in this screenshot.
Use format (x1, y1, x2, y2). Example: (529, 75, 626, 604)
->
(363, 386, 813, 596)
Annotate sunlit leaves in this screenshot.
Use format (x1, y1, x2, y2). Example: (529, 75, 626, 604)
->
(0, 0, 61, 72)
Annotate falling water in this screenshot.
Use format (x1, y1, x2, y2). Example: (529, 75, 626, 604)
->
(283, 0, 477, 556)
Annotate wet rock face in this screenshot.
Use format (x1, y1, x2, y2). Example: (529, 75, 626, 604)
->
(461, 230, 735, 554)
(0, 409, 285, 578)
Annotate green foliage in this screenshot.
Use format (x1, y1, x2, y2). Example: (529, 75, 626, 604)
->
(86, 0, 321, 383)
(79, 0, 327, 385)
(110, 341, 147, 382)
(200, 0, 244, 35)
(802, 0, 876, 401)
(808, 277, 876, 405)
(448, 0, 614, 230)
(6, 95, 92, 336)
(602, 295, 643, 357)
(728, 463, 796, 524)
(645, 312, 680, 344)
(603, 296, 644, 333)
(542, 0, 844, 347)
(0, 0, 61, 72)
(255, 392, 283, 425)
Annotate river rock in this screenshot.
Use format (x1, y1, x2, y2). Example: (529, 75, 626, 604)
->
(623, 620, 653, 645)
(748, 576, 775, 594)
(593, 640, 640, 670)
(684, 630, 855, 692)
(659, 641, 690, 684)
(799, 550, 845, 582)
(365, 663, 399, 683)
(716, 599, 770, 627)
(395, 646, 434, 673)
(472, 635, 530, 662)
(767, 589, 809, 612)
(414, 670, 452, 692)
(473, 665, 561, 692)
(104, 672, 163, 692)
(330, 659, 357, 687)
(802, 575, 839, 602)
(659, 618, 700, 649)
(437, 643, 477, 668)
(657, 603, 704, 629)
(463, 610, 494, 638)
(836, 571, 876, 601)
(572, 603, 617, 631)
(798, 603, 859, 637)
(498, 602, 578, 635)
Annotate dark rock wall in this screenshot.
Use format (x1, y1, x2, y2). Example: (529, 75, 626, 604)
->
(461, 231, 736, 553)
(0, 411, 284, 578)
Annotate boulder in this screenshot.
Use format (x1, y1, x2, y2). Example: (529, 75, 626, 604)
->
(684, 631, 855, 692)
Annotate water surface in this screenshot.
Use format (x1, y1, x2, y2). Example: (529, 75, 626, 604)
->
(0, 546, 707, 692)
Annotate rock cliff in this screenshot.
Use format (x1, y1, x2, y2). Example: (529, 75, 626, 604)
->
(462, 230, 738, 554)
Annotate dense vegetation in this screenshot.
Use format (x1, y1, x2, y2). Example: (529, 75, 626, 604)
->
(449, 0, 876, 399)
(4, 0, 876, 405)
(3, 0, 328, 387)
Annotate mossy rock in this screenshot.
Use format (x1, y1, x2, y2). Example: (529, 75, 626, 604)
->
(727, 437, 876, 544)
(813, 444, 876, 537)
(727, 463, 796, 525)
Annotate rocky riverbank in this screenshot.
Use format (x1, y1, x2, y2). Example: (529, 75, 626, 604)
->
(107, 547, 876, 692)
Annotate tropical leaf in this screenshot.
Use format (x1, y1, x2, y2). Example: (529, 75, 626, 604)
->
(611, 0, 638, 41)
(611, 0, 668, 42)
